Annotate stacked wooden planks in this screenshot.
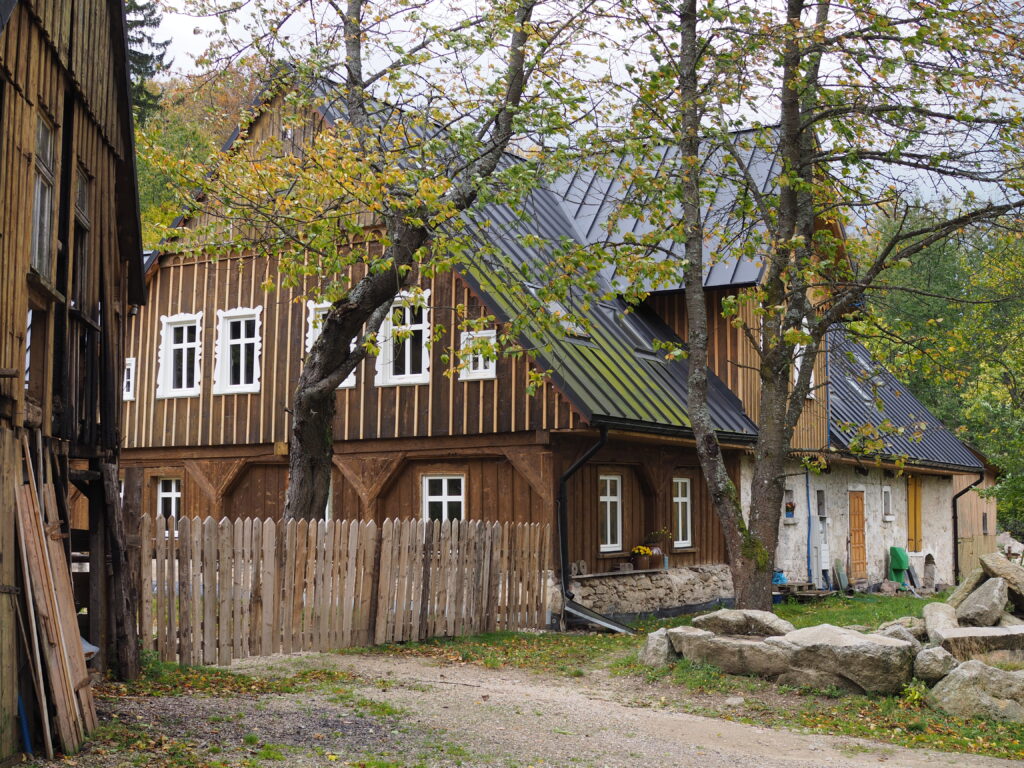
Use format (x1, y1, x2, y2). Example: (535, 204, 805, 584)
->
(14, 437, 96, 757)
(139, 515, 550, 666)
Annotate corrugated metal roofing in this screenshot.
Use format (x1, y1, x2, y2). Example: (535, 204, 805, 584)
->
(550, 132, 777, 291)
(827, 328, 982, 471)
(456, 187, 758, 440)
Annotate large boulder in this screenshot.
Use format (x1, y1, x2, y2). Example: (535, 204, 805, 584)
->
(937, 626, 1024, 660)
(667, 626, 792, 677)
(765, 624, 914, 694)
(776, 667, 863, 694)
(638, 628, 676, 667)
(927, 660, 1024, 722)
(923, 602, 959, 644)
(980, 552, 1024, 611)
(879, 616, 927, 642)
(956, 577, 1008, 627)
(692, 608, 795, 637)
(947, 567, 987, 609)
(914, 646, 959, 684)
(999, 613, 1024, 627)
(873, 624, 922, 655)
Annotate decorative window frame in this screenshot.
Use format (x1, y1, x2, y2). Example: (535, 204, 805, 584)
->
(156, 312, 203, 399)
(672, 477, 692, 548)
(458, 330, 497, 381)
(421, 474, 465, 522)
(375, 290, 431, 386)
(305, 300, 356, 388)
(157, 477, 182, 536)
(30, 114, 56, 278)
(598, 474, 623, 553)
(123, 357, 136, 402)
(212, 306, 263, 395)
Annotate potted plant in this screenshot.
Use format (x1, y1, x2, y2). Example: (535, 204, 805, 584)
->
(784, 501, 797, 519)
(644, 528, 671, 569)
(631, 544, 653, 571)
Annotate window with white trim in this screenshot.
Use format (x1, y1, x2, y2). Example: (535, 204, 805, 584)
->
(598, 474, 622, 552)
(881, 485, 893, 520)
(157, 478, 181, 531)
(793, 318, 815, 399)
(213, 307, 262, 394)
(376, 291, 430, 386)
(305, 301, 356, 388)
(458, 330, 497, 381)
(157, 312, 203, 398)
(672, 477, 692, 548)
(123, 358, 136, 401)
(422, 475, 463, 522)
(30, 116, 55, 277)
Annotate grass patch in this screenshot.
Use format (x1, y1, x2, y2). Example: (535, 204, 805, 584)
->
(773, 593, 943, 629)
(344, 629, 636, 675)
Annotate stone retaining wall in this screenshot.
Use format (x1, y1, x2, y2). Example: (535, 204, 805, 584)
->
(548, 565, 734, 618)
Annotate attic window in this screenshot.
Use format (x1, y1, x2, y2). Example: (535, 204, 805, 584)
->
(525, 283, 589, 339)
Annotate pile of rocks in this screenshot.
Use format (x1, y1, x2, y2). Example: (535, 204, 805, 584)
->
(639, 552, 1024, 722)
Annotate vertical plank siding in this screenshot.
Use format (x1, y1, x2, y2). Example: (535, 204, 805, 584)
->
(649, 288, 829, 451)
(138, 514, 550, 666)
(124, 259, 580, 450)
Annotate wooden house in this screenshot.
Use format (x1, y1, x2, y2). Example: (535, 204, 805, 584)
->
(0, 0, 144, 759)
(121, 95, 984, 624)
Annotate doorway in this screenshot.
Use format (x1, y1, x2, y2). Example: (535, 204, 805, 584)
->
(848, 490, 867, 581)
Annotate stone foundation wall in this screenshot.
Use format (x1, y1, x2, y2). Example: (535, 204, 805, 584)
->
(548, 565, 734, 617)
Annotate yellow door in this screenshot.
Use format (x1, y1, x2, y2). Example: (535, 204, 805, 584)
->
(907, 475, 922, 551)
(849, 491, 867, 581)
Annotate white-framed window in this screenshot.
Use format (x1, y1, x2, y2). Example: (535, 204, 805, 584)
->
(376, 290, 430, 386)
(458, 330, 497, 381)
(598, 474, 622, 553)
(30, 116, 55, 277)
(157, 477, 181, 532)
(157, 312, 203, 398)
(305, 301, 356, 388)
(881, 485, 894, 521)
(123, 358, 136, 401)
(672, 477, 692, 548)
(422, 474, 464, 522)
(212, 307, 262, 394)
(793, 318, 816, 399)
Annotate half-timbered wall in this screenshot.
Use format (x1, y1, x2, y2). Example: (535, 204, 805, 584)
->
(647, 287, 829, 451)
(124, 255, 581, 449)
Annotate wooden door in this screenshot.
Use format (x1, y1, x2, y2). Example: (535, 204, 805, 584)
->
(848, 491, 867, 581)
(907, 475, 923, 552)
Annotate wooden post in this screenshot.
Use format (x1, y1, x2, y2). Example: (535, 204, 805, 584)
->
(86, 464, 109, 674)
(102, 462, 140, 681)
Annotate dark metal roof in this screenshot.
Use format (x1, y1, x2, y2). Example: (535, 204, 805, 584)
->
(0, 0, 15, 31)
(827, 328, 982, 471)
(550, 131, 777, 292)
(456, 187, 758, 440)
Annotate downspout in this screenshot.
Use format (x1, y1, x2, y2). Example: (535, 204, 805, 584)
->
(805, 468, 813, 585)
(952, 470, 985, 584)
(556, 425, 608, 600)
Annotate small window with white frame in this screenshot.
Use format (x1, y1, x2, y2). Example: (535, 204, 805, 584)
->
(305, 301, 356, 388)
(213, 307, 262, 394)
(157, 312, 203, 398)
(376, 291, 430, 386)
(881, 485, 894, 521)
(422, 475, 464, 522)
(123, 357, 136, 401)
(598, 474, 622, 553)
(458, 330, 497, 381)
(157, 477, 181, 533)
(672, 477, 692, 548)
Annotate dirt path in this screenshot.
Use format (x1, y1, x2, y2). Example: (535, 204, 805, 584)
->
(231, 652, 1019, 768)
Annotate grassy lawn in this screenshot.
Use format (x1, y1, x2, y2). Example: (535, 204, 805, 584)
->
(358, 593, 1024, 761)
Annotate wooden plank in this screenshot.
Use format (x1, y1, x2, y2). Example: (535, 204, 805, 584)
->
(190, 518, 203, 665)
(374, 519, 393, 644)
(320, 520, 335, 651)
(202, 517, 217, 665)
(232, 519, 244, 660)
(292, 519, 307, 651)
(330, 520, 346, 649)
(342, 519, 358, 647)
(240, 517, 253, 659)
(177, 517, 192, 668)
(282, 519, 296, 655)
(250, 519, 263, 657)
(437, 520, 450, 637)
(261, 518, 276, 655)
(218, 518, 233, 666)
(154, 514, 168, 660)
(302, 518, 317, 651)
(138, 512, 153, 651)
(165, 516, 177, 664)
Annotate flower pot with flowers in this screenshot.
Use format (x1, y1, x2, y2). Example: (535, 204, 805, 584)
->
(644, 528, 671, 569)
(631, 544, 653, 571)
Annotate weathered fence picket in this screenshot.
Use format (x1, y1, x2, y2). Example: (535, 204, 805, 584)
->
(138, 515, 549, 666)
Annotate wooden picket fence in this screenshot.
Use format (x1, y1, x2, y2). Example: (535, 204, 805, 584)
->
(139, 515, 551, 666)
